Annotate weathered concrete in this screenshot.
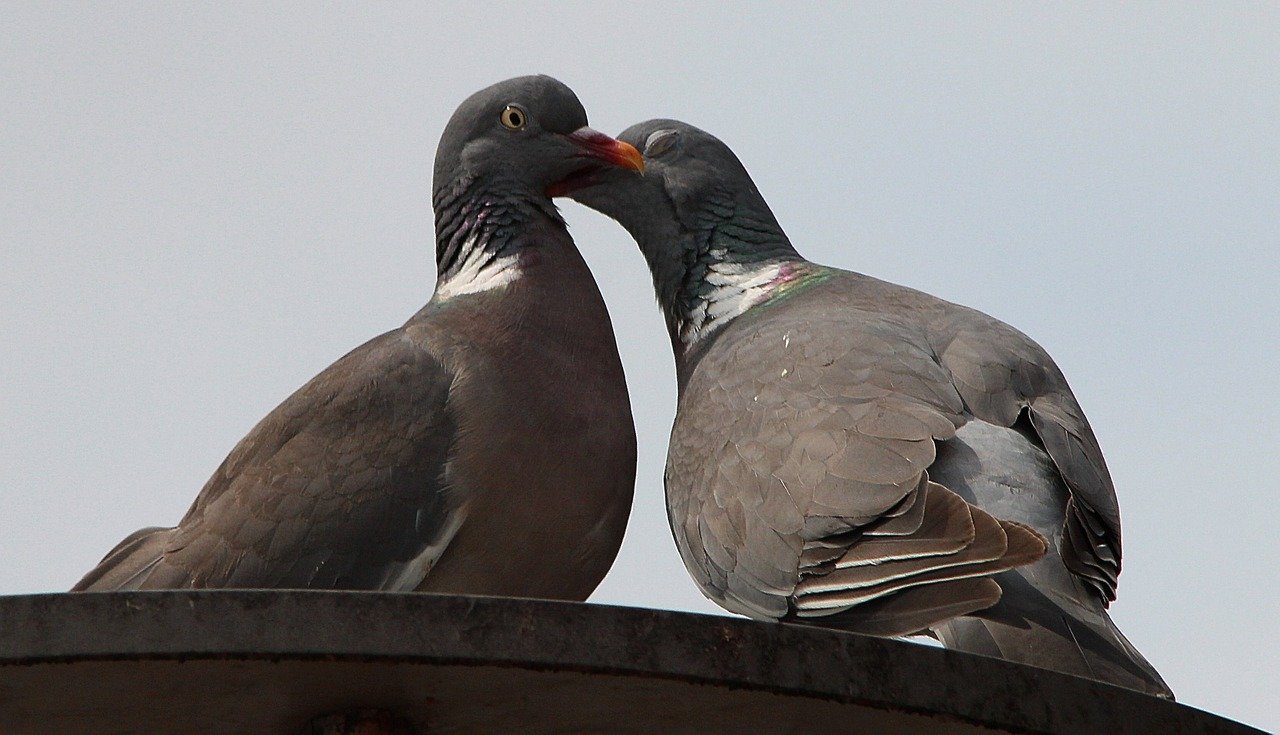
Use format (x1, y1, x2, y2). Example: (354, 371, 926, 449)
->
(0, 592, 1260, 734)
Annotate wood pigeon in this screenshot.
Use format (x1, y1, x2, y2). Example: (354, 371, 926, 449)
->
(74, 76, 641, 600)
(569, 119, 1172, 698)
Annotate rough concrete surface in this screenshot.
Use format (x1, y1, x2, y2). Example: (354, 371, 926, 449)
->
(0, 592, 1262, 734)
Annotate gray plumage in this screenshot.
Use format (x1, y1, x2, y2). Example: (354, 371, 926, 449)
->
(74, 76, 641, 599)
(570, 119, 1171, 698)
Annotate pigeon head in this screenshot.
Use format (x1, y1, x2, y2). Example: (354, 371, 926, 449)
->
(570, 120, 802, 352)
(431, 76, 643, 289)
(432, 75, 643, 200)
(570, 119, 793, 251)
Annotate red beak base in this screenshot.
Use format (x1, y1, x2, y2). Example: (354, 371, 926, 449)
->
(565, 126, 645, 172)
(546, 127, 644, 197)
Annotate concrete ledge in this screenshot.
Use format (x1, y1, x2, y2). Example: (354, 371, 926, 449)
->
(0, 591, 1260, 734)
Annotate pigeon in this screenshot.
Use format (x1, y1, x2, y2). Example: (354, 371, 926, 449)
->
(569, 119, 1172, 698)
(73, 76, 642, 600)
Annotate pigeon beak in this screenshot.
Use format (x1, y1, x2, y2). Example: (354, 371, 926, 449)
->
(547, 127, 644, 197)
(563, 127, 645, 172)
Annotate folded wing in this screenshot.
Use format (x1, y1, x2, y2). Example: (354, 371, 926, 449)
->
(74, 326, 462, 592)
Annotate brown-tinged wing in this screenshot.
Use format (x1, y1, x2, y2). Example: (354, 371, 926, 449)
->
(74, 324, 460, 591)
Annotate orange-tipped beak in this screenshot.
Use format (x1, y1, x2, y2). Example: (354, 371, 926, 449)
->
(547, 127, 644, 197)
(564, 126, 644, 172)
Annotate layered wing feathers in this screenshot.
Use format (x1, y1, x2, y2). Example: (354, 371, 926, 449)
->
(669, 302, 1047, 633)
(934, 311, 1122, 601)
(74, 325, 461, 592)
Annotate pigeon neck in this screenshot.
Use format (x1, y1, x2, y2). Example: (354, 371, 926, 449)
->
(431, 176, 560, 301)
(657, 224, 805, 357)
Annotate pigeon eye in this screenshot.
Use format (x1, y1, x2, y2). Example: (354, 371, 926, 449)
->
(644, 129, 679, 157)
(500, 105, 527, 130)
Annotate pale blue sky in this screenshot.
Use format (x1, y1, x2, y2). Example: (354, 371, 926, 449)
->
(2, 3, 1277, 730)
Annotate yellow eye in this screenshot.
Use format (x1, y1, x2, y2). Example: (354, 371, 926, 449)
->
(500, 105, 526, 130)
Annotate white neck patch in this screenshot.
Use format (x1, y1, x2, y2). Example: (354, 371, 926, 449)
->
(433, 234, 523, 301)
(677, 253, 784, 346)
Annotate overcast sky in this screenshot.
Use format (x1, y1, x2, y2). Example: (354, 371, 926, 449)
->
(2, 3, 1277, 730)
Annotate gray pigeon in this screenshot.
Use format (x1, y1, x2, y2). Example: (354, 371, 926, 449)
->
(569, 120, 1172, 698)
(73, 76, 641, 599)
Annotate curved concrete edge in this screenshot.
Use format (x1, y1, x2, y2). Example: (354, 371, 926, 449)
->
(0, 591, 1260, 734)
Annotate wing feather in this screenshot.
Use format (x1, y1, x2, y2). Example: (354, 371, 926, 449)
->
(74, 325, 462, 591)
(668, 304, 1046, 631)
(938, 314, 1123, 602)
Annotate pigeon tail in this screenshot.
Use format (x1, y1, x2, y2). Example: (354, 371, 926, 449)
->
(72, 526, 171, 591)
(931, 570, 1173, 699)
(920, 417, 1170, 697)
